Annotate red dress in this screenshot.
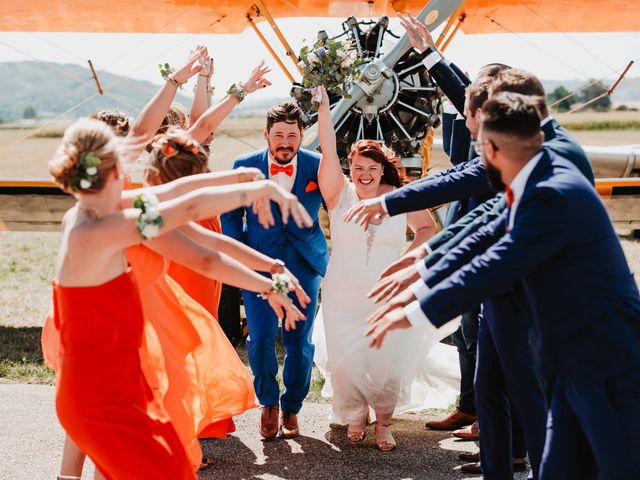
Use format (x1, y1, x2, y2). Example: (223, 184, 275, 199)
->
(52, 268, 195, 480)
(167, 217, 238, 439)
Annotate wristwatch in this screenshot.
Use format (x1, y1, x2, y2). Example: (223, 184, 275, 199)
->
(270, 259, 286, 275)
(227, 82, 247, 102)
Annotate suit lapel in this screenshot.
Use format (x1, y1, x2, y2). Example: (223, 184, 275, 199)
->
(256, 149, 269, 179)
(292, 150, 307, 199)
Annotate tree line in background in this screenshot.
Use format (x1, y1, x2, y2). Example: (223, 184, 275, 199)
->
(547, 79, 636, 113)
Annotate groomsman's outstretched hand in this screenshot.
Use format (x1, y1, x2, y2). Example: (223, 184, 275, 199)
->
(343, 197, 386, 230)
(368, 264, 421, 304)
(378, 244, 429, 279)
(365, 288, 415, 348)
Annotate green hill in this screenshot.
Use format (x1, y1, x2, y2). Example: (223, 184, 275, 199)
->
(0, 61, 193, 122)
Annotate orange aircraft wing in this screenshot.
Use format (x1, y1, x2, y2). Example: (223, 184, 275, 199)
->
(2, 0, 638, 35)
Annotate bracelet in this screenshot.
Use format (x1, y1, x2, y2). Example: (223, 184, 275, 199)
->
(270, 259, 285, 275)
(167, 75, 185, 90)
(134, 192, 164, 240)
(227, 82, 247, 102)
(258, 273, 294, 299)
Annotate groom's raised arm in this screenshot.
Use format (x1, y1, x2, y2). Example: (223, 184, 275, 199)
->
(382, 159, 495, 217)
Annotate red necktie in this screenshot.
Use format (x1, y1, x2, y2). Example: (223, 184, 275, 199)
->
(270, 163, 294, 177)
(505, 187, 514, 208)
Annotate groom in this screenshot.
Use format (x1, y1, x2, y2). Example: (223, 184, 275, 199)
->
(222, 101, 329, 439)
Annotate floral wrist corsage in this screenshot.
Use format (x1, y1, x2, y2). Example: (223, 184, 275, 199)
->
(259, 273, 294, 299)
(134, 192, 164, 240)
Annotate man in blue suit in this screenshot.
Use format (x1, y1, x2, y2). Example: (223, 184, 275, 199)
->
(222, 102, 329, 439)
(367, 92, 640, 480)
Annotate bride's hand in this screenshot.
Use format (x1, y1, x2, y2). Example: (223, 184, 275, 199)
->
(313, 86, 330, 112)
(267, 291, 306, 331)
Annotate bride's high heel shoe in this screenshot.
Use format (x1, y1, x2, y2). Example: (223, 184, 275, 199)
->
(347, 416, 368, 444)
(375, 423, 396, 451)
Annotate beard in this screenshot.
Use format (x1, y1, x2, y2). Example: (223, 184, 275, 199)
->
(485, 161, 506, 192)
(268, 142, 298, 165)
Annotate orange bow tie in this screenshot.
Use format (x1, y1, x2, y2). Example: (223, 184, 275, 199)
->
(505, 187, 514, 208)
(270, 163, 294, 177)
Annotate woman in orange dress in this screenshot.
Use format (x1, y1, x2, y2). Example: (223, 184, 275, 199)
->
(47, 117, 309, 480)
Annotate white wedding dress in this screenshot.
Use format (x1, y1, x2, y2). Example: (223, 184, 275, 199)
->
(313, 181, 461, 425)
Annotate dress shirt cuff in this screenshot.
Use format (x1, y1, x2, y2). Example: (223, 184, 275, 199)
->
(423, 241, 433, 255)
(415, 261, 429, 281)
(410, 278, 430, 299)
(405, 300, 430, 328)
(380, 194, 389, 213)
(422, 52, 443, 71)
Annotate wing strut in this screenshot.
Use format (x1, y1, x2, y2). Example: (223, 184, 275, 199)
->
(246, 14, 295, 83)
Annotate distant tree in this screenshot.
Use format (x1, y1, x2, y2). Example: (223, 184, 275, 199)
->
(615, 104, 629, 111)
(547, 86, 573, 112)
(23, 105, 37, 119)
(580, 80, 611, 112)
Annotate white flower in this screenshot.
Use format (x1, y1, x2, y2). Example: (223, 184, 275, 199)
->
(143, 208, 160, 221)
(306, 52, 319, 64)
(141, 223, 160, 239)
(142, 192, 159, 208)
(341, 56, 353, 68)
(80, 179, 92, 189)
(86, 167, 98, 175)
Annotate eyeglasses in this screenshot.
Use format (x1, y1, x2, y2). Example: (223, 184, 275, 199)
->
(470, 138, 499, 157)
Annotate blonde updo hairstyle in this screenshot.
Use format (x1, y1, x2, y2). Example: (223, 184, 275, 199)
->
(49, 119, 119, 194)
(145, 127, 209, 185)
(90, 109, 130, 137)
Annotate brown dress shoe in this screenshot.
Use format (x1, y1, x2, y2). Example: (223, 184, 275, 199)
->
(280, 411, 299, 439)
(458, 451, 480, 462)
(425, 410, 477, 431)
(260, 405, 279, 439)
(453, 421, 479, 440)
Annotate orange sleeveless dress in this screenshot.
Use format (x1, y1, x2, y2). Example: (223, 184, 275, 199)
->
(167, 216, 238, 439)
(44, 244, 256, 472)
(52, 268, 195, 480)
(168, 217, 223, 317)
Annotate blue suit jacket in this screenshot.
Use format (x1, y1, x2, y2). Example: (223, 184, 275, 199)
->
(384, 118, 594, 217)
(417, 149, 640, 384)
(221, 148, 329, 277)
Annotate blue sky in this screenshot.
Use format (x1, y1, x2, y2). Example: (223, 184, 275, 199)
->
(0, 17, 638, 101)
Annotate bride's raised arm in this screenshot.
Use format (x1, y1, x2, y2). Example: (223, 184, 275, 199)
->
(316, 86, 347, 210)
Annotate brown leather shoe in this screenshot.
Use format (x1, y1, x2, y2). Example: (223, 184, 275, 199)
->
(425, 410, 477, 431)
(453, 421, 479, 440)
(260, 405, 279, 439)
(458, 451, 480, 462)
(280, 411, 299, 439)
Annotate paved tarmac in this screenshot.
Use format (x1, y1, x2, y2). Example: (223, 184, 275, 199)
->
(0, 384, 530, 480)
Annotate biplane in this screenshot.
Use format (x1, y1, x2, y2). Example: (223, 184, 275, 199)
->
(1, 0, 639, 232)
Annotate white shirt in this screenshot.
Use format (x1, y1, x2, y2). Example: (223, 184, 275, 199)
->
(540, 116, 553, 127)
(507, 151, 544, 230)
(268, 154, 297, 192)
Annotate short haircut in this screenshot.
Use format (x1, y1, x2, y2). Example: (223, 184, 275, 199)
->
(481, 92, 542, 140)
(489, 68, 545, 97)
(477, 63, 511, 79)
(465, 78, 494, 114)
(266, 101, 304, 131)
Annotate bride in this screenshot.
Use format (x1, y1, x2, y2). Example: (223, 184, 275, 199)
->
(312, 87, 459, 450)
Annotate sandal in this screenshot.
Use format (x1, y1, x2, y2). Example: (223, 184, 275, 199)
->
(198, 457, 215, 470)
(375, 423, 396, 451)
(347, 417, 368, 444)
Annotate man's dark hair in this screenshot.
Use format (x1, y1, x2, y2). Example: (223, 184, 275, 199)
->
(266, 101, 304, 131)
(481, 92, 542, 139)
(478, 63, 511, 79)
(465, 78, 494, 114)
(489, 69, 548, 117)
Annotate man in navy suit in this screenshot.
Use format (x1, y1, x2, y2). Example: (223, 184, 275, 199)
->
(222, 102, 329, 439)
(367, 92, 640, 480)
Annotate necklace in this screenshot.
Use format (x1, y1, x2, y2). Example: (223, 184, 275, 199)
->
(76, 202, 102, 218)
